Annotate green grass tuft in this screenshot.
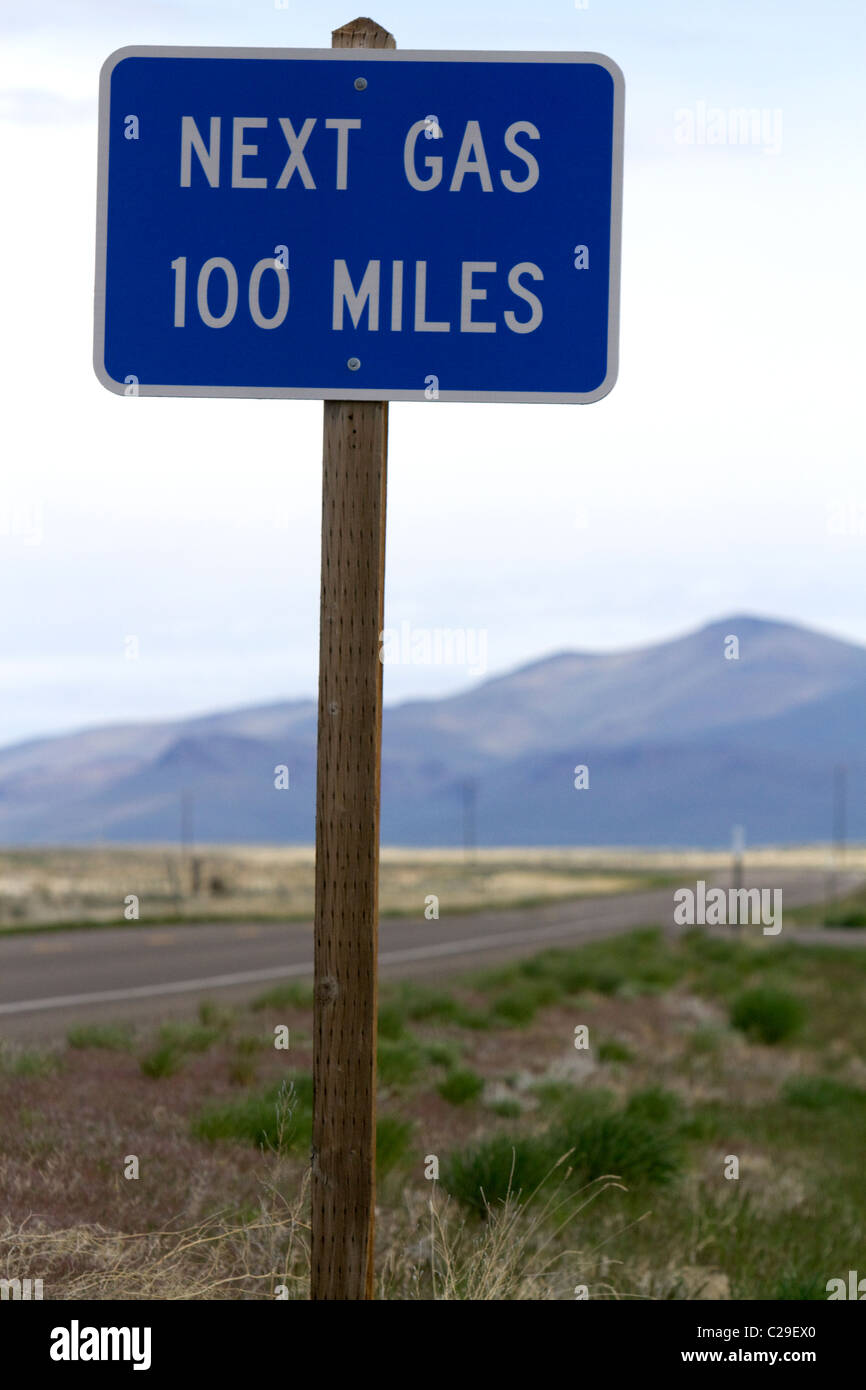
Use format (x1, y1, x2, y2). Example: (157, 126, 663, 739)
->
(396, 984, 461, 1023)
(489, 981, 560, 1026)
(228, 1057, 258, 1087)
(197, 1000, 235, 1031)
(437, 1069, 484, 1105)
(66, 1024, 133, 1051)
(192, 1075, 313, 1152)
(139, 1043, 183, 1079)
(487, 1099, 522, 1118)
(377, 1114, 414, 1176)
(442, 1132, 559, 1215)
(157, 1022, 221, 1055)
(424, 1040, 462, 1068)
(377, 1002, 408, 1041)
(0, 1046, 63, 1077)
(687, 1025, 724, 1055)
(730, 987, 806, 1044)
(781, 1075, 866, 1110)
(444, 1080, 684, 1215)
(624, 1085, 683, 1127)
(250, 981, 314, 1012)
(377, 1037, 424, 1087)
(557, 1108, 683, 1187)
(773, 1272, 831, 1300)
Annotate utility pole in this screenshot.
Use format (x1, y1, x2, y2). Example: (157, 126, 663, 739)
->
(462, 777, 477, 859)
(830, 763, 847, 922)
(731, 823, 745, 894)
(180, 787, 198, 897)
(731, 824, 745, 940)
(833, 763, 847, 858)
(181, 787, 194, 855)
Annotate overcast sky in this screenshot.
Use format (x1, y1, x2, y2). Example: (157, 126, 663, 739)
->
(0, 0, 864, 745)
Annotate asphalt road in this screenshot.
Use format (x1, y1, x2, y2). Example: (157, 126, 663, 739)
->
(0, 868, 862, 1041)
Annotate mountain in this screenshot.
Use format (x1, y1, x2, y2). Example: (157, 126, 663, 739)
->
(0, 614, 864, 847)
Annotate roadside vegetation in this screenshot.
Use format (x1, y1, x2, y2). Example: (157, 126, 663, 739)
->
(786, 882, 866, 929)
(1, 927, 865, 1298)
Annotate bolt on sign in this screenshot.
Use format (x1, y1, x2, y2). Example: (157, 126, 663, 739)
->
(94, 45, 623, 402)
(93, 21, 624, 1302)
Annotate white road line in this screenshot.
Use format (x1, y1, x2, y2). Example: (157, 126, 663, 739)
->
(0, 963, 313, 1015)
(0, 910, 644, 1016)
(377, 914, 639, 964)
(0, 896, 854, 1018)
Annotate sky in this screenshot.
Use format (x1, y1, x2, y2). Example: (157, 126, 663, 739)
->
(0, 0, 864, 744)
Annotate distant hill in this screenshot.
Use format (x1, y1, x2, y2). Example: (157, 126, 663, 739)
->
(0, 614, 863, 846)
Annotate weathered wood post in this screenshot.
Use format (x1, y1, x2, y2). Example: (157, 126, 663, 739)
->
(310, 14, 395, 1305)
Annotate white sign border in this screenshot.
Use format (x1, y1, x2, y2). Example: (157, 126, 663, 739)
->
(94, 46, 624, 405)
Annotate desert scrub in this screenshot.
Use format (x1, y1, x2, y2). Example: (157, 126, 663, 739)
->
(0, 1185, 311, 1300)
(555, 1110, 683, 1187)
(251, 981, 313, 1012)
(376, 1115, 414, 1177)
(378, 1001, 409, 1041)
(0, 1175, 607, 1301)
(781, 1076, 866, 1110)
(139, 1042, 183, 1079)
(193, 1076, 313, 1153)
(0, 1045, 63, 1077)
(686, 1025, 725, 1055)
(489, 981, 561, 1027)
(192, 1076, 412, 1176)
(228, 1058, 257, 1087)
(424, 1040, 462, 1068)
(512, 930, 679, 998)
(623, 1085, 684, 1127)
(437, 1069, 484, 1106)
(67, 1023, 133, 1051)
(227, 1034, 266, 1085)
(487, 1099, 522, 1118)
(730, 987, 806, 1044)
(424, 1183, 613, 1300)
(158, 1021, 221, 1055)
(395, 983, 461, 1024)
(442, 1132, 563, 1216)
(444, 1087, 683, 1214)
(197, 999, 236, 1032)
(377, 1037, 424, 1087)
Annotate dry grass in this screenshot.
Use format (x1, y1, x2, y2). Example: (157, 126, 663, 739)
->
(0, 845, 675, 928)
(1, 840, 861, 930)
(0, 1166, 625, 1301)
(2, 840, 860, 930)
(3, 928, 864, 1300)
(424, 1165, 625, 1301)
(0, 1190, 309, 1301)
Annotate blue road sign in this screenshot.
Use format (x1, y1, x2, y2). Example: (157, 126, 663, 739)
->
(94, 47, 623, 404)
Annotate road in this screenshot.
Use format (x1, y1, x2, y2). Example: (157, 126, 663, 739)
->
(0, 868, 862, 1040)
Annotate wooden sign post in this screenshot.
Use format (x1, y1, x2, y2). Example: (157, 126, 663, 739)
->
(94, 16, 622, 1306)
(311, 15, 395, 1304)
